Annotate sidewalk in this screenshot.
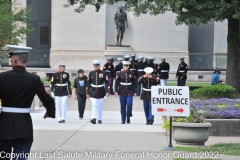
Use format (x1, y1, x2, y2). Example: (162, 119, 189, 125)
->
(29, 96, 240, 160)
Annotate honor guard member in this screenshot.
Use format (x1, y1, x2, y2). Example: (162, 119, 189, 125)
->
(115, 58, 123, 77)
(145, 56, 155, 69)
(115, 61, 137, 124)
(153, 62, 159, 76)
(130, 53, 138, 76)
(122, 55, 130, 70)
(176, 57, 188, 86)
(87, 60, 110, 124)
(0, 45, 55, 160)
(138, 67, 157, 125)
(159, 57, 170, 86)
(136, 56, 145, 96)
(51, 62, 72, 123)
(103, 57, 115, 95)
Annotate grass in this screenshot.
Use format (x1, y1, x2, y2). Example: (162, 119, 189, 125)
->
(167, 82, 210, 87)
(175, 143, 240, 156)
(174, 159, 221, 160)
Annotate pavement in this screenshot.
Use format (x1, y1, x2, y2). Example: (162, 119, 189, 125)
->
(29, 96, 240, 160)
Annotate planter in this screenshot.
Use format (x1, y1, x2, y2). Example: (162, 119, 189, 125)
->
(206, 119, 240, 136)
(172, 122, 212, 145)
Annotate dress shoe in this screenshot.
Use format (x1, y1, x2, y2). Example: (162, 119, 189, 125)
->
(98, 120, 102, 124)
(58, 120, 62, 123)
(121, 122, 125, 124)
(62, 120, 65, 123)
(149, 119, 154, 125)
(90, 118, 96, 124)
(146, 121, 150, 125)
(126, 117, 130, 124)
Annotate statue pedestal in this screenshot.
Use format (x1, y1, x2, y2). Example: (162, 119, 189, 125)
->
(104, 45, 133, 56)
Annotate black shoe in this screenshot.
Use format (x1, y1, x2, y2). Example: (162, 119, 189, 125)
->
(62, 120, 65, 123)
(121, 122, 125, 124)
(126, 117, 130, 124)
(58, 120, 62, 123)
(149, 119, 154, 125)
(98, 120, 102, 124)
(146, 121, 150, 125)
(90, 118, 96, 124)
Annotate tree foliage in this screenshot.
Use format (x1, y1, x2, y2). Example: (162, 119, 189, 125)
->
(0, 0, 32, 63)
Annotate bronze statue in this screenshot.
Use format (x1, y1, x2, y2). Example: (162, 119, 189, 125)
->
(114, 6, 128, 46)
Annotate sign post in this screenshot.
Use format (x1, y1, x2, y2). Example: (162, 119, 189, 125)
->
(151, 86, 190, 150)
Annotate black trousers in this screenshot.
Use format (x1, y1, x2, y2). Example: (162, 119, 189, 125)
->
(0, 138, 32, 160)
(77, 93, 86, 118)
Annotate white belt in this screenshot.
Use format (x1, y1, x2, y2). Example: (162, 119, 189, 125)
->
(91, 84, 104, 87)
(161, 70, 169, 72)
(179, 70, 185, 73)
(120, 82, 132, 85)
(105, 70, 111, 72)
(130, 69, 136, 70)
(1, 107, 30, 113)
(143, 88, 151, 91)
(55, 83, 67, 86)
(138, 69, 144, 71)
(121, 69, 124, 71)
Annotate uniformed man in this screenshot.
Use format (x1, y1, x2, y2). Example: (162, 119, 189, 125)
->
(87, 60, 110, 124)
(0, 45, 55, 160)
(144, 56, 148, 66)
(176, 57, 188, 86)
(130, 53, 138, 76)
(115, 61, 137, 124)
(124, 55, 130, 61)
(103, 57, 115, 95)
(136, 56, 145, 96)
(145, 56, 155, 69)
(153, 62, 159, 76)
(138, 67, 157, 125)
(115, 57, 123, 77)
(51, 62, 72, 123)
(159, 57, 170, 86)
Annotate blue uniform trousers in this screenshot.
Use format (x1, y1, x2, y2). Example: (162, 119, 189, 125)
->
(0, 138, 32, 160)
(177, 79, 186, 86)
(137, 83, 142, 96)
(119, 95, 133, 122)
(108, 77, 114, 94)
(143, 101, 154, 122)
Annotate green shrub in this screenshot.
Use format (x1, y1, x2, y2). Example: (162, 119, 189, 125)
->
(191, 84, 236, 99)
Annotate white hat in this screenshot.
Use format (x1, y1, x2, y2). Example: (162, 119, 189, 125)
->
(117, 58, 123, 61)
(124, 55, 130, 59)
(144, 67, 154, 74)
(6, 45, 32, 58)
(107, 57, 113, 60)
(147, 56, 153, 60)
(131, 53, 136, 57)
(122, 61, 131, 65)
(92, 60, 101, 65)
(161, 57, 166, 60)
(180, 57, 185, 60)
(138, 56, 144, 59)
(58, 62, 65, 67)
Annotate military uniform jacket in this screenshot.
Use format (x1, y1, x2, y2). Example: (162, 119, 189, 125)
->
(103, 62, 115, 78)
(159, 62, 170, 79)
(136, 61, 145, 78)
(115, 70, 137, 97)
(51, 71, 72, 96)
(176, 62, 188, 79)
(138, 75, 157, 101)
(115, 63, 123, 78)
(145, 62, 154, 69)
(130, 60, 138, 76)
(0, 66, 55, 142)
(87, 70, 109, 99)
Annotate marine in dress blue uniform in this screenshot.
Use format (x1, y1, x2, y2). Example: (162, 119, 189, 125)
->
(158, 57, 170, 86)
(176, 57, 188, 86)
(0, 45, 55, 160)
(136, 56, 145, 96)
(87, 60, 110, 124)
(115, 61, 137, 124)
(103, 57, 115, 95)
(138, 67, 157, 125)
(50, 62, 72, 123)
(115, 58, 123, 77)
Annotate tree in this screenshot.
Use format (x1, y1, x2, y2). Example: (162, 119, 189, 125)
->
(0, 0, 32, 64)
(64, 0, 240, 92)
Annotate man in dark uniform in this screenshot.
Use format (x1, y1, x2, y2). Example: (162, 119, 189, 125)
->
(130, 53, 138, 76)
(136, 56, 145, 96)
(138, 67, 157, 125)
(115, 61, 137, 124)
(115, 57, 123, 77)
(176, 57, 188, 86)
(0, 45, 55, 160)
(114, 5, 128, 46)
(153, 62, 159, 76)
(87, 60, 110, 124)
(103, 57, 115, 95)
(159, 57, 170, 86)
(145, 56, 154, 69)
(51, 62, 72, 123)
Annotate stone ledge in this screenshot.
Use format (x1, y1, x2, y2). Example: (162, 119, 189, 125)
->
(206, 119, 240, 136)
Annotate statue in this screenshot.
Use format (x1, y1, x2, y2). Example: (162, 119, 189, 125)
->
(114, 6, 128, 46)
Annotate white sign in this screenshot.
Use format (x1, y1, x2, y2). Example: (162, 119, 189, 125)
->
(151, 86, 190, 116)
